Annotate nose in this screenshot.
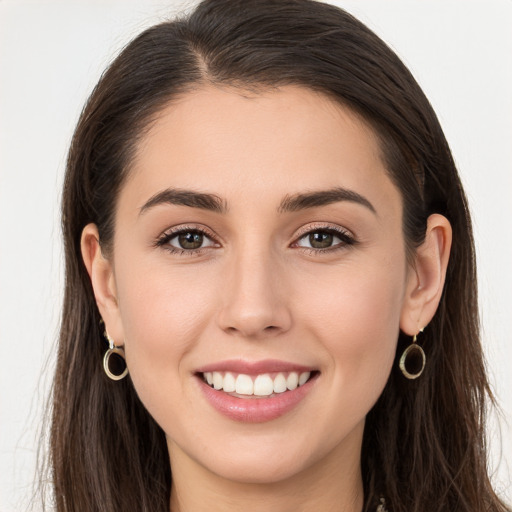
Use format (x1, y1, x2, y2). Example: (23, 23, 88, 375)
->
(217, 248, 292, 339)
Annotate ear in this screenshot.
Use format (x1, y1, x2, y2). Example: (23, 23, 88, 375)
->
(81, 223, 124, 345)
(400, 214, 452, 335)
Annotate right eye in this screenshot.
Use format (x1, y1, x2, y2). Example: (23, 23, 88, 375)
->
(169, 231, 213, 250)
(156, 226, 219, 255)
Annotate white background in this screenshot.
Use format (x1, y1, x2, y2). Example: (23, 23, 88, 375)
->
(1, 1, 511, 510)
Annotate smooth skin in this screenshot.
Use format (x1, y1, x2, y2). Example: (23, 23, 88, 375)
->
(82, 86, 451, 512)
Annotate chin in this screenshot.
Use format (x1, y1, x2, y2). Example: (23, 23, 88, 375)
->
(203, 451, 314, 485)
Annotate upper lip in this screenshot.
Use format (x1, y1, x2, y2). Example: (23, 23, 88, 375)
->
(195, 359, 316, 375)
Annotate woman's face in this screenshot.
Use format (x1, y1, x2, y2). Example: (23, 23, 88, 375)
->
(104, 86, 416, 483)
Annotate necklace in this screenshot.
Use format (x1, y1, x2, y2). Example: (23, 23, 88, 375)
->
(376, 497, 388, 511)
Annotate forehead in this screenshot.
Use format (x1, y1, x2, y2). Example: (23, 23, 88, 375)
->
(121, 85, 399, 217)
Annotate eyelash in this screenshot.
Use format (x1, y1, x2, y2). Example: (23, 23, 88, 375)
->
(154, 224, 357, 256)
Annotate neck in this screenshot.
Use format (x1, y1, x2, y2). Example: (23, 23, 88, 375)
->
(168, 426, 364, 512)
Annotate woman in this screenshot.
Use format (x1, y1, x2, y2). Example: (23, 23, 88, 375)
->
(47, 0, 510, 511)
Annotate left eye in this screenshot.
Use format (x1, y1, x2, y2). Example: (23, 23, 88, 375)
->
(295, 229, 350, 250)
(167, 230, 216, 250)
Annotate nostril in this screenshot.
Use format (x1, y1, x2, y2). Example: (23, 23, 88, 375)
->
(223, 324, 283, 337)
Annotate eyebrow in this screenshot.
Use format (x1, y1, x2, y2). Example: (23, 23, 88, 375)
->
(139, 188, 227, 215)
(278, 187, 377, 214)
(139, 186, 376, 217)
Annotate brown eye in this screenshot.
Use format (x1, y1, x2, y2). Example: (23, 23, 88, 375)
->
(157, 227, 218, 254)
(294, 227, 355, 252)
(177, 231, 204, 249)
(309, 231, 334, 249)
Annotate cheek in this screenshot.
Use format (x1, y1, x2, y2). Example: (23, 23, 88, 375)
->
(297, 256, 405, 388)
(112, 257, 218, 410)
(119, 272, 206, 347)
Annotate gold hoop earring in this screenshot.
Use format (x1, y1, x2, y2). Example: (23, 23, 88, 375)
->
(399, 330, 426, 379)
(103, 331, 128, 381)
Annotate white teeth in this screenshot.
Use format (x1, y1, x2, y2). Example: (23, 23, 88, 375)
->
(223, 372, 236, 392)
(212, 371, 223, 390)
(235, 374, 254, 395)
(273, 373, 287, 393)
(253, 374, 274, 396)
(286, 372, 299, 390)
(298, 371, 311, 386)
(203, 370, 313, 395)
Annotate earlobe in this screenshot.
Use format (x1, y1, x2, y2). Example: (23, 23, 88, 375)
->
(400, 214, 452, 335)
(81, 223, 124, 342)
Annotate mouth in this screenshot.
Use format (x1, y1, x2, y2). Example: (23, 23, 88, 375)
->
(194, 361, 319, 422)
(198, 370, 317, 399)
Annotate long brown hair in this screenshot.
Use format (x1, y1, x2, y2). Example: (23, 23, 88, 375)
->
(48, 1, 509, 510)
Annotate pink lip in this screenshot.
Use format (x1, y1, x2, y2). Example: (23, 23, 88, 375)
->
(196, 359, 314, 375)
(196, 368, 319, 424)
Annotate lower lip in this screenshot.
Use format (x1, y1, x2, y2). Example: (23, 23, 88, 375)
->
(197, 373, 318, 423)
